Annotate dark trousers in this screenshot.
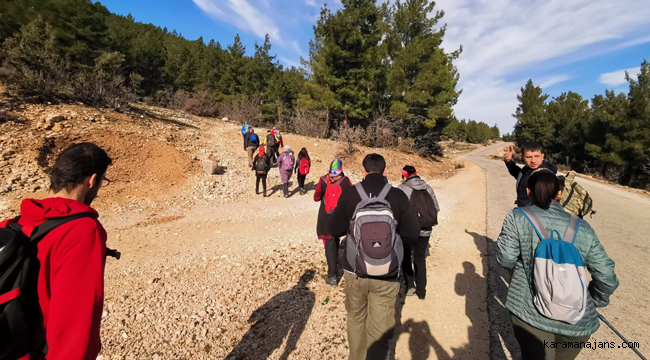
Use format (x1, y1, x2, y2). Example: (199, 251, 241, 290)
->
(325, 237, 340, 278)
(402, 235, 429, 297)
(273, 143, 280, 158)
(297, 174, 307, 189)
(267, 145, 277, 164)
(511, 315, 590, 360)
(282, 182, 289, 197)
(256, 174, 267, 195)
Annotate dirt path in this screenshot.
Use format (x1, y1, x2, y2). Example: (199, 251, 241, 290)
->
(392, 160, 490, 359)
(92, 108, 648, 359)
(467, 145, 650, 360)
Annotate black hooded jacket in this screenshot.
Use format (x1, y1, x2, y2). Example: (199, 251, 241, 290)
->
(505, 159, 558, 207)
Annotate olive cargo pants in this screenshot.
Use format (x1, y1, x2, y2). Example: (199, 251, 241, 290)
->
(344, 272, 400, 360)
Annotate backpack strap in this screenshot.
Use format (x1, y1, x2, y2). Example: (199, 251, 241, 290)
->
(563, 215, 580, 244)
(517, 207, 551, 240)
(516, 172, 524, 192)
(562, 182, 578, 207)
(29, 214, 92, 242)
(377, 183, 392, 200)
(355, 183, 369, 201)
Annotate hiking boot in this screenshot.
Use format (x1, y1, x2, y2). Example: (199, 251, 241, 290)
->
(325, 277, 338, 288)
(406, 287, 416, 296)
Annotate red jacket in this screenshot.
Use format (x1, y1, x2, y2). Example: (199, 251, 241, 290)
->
(0, 198, 107, 360)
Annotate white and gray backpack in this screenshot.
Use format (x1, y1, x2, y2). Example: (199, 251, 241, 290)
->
(346, 183, 403, 277)
(518, 207, 588, 324)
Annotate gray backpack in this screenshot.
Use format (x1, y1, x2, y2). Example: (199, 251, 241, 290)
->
(518, 207, 587, 324)
(346, 183, 403, 277)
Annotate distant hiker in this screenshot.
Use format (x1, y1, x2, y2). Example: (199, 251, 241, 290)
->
(504, 142, 557, 207)
(277, 145, 295, 198)
(329, 154, 420, 360)
(241, 121, 251, 149)
(397, 165, 440, 299)
(0, 143, 113, 360)
(263, 129, 278, 165)
(244, 128, 260, 168)
(294, 147, 311, 195)
(313, 158, 353, 287)
(497, 171, 619, 360)
(253, 146, 271, 197)
(272, 127, 284, 159)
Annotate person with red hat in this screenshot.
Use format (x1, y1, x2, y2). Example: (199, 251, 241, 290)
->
(252, 146, 272, 197)
(397, 165, 440, 299)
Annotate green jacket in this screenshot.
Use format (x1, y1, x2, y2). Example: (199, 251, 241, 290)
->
(497, 202, 619, 337)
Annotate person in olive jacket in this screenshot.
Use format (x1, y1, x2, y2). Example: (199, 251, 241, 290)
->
(497, 170, 619, 360)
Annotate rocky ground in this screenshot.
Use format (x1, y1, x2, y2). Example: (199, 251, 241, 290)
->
(0, 88, 465, 360)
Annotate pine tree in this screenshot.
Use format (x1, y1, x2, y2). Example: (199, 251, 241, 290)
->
(546, 91, 590, 166)
(490, 124, 500, 139)
(306, 0, 387, 125)
(386, 0, 461, 129)
(513, 79, 552, 148)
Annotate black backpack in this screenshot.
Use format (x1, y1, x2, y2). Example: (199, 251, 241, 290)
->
(254, 155, 270, 174)
(410, 189, 438, 228)
(0, 214, 90, 359)
(266, 134, 276, 147)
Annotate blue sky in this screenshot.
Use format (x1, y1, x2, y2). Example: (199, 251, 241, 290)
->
(101, 0, 650, 132)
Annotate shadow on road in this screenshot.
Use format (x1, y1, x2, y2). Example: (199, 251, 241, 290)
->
(225, 270, 316, 360)
(465, 229, 521, 360)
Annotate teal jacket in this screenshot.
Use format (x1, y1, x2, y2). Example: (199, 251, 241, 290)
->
(497, 202, 619, 337)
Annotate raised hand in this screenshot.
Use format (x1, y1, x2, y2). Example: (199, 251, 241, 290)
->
(505, 144, 515, 162)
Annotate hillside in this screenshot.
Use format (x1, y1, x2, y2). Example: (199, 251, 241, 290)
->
(0, 88, 465, 359)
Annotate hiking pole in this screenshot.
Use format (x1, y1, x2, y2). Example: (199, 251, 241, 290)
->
(598, 313, 647, 360)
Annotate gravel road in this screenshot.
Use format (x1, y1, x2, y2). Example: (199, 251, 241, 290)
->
(466, 144, 650, 360)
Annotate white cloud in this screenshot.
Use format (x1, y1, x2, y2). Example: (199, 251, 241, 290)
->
(434, 0, 650, 131)
(291, 41, 305, 57)
(306, 0, 318, 7)
(539, 74, 572, 89)
(599, 67, 640, 86)
(279, 56, 301, 69)
(192, 0, 282, 43)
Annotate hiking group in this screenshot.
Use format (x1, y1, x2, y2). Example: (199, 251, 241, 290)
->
(244, 122, 311, 198)
(0, 131, 621, 360)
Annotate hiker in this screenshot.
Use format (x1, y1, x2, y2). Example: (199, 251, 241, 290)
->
(0, 143, 112, 360)
(294, 147, 311, 195)
(277, 145, 295, 198)
(272, 127, 284, 159)
(397, 165, 440, 299)
(244, 127, 260, 168)
(329, 154, 420, 360)
(241, 121, 251, 149)
(252, 146, 271, 197)
(497, 171, 619, 360)
(313, 158, 353, 287)
(504, 142, 557, 207)
(262, 129, 278, 165)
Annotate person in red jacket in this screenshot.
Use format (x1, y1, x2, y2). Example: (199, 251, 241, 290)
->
(0, 142, 112, 360)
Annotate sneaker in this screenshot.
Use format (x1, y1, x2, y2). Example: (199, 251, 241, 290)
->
(417, 293, 426, 300)
(325, 277, 338, 288)
(406, 287, 416, 296)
